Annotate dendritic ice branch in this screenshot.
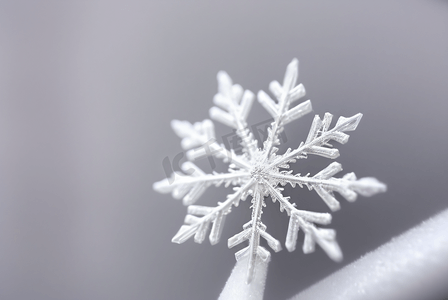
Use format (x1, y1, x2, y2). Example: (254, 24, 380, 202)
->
(153, 59, 387, 283)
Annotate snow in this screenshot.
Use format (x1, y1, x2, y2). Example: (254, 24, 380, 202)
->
(153, 59, 386, 283)
(290, 208, 448, 300)
(218, 255, 269, 300)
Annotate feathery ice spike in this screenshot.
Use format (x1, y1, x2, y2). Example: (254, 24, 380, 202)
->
(153, 59, 386, 283)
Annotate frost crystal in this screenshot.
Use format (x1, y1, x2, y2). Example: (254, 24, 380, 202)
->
(153, 59, 386, 283)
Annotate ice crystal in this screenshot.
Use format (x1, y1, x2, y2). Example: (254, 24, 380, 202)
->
(153, 59, 386, 283)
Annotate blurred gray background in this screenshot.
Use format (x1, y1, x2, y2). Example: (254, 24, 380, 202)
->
(0, 1, 447, 300)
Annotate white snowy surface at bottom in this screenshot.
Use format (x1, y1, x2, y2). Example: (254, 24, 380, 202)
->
(290, 208, 448, 300)
(218, 256, 269, 300)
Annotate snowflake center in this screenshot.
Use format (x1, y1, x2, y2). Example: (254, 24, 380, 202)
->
(250, 165, 269, 183)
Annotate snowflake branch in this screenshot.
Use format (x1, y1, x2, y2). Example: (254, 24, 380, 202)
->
(271, 162, 387, 211)
(171, 119, 251, 169)
(264, 181, 342, 261)
(209, 71, 258, 159)
(269, 113, 363, 169)
(228, 183, 281, 283)
(170, 179, 256, 246)
(258, 59, 312, 162)
(153, 162, 250, 206)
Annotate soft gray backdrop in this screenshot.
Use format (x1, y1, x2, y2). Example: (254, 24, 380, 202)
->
(0, 1, 447, 300)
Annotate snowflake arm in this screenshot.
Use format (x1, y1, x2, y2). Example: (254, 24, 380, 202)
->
(228, 184, 282, 283)
(209, 71, 258, 159)
(153, 161, 250, 206)
(169, 178, 255, 245)
(265, 181, 342, 261)
(269, 112, 363, 169)
(271, 162, 387, 211)
(171, 119, 251, 169)
(257, 59, 313, 162)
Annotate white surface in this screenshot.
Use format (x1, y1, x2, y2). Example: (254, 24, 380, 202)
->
(218, 256, 269, 300)
(290, 208, 448, 300)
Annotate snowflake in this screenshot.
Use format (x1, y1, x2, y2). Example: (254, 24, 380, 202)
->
(153, 59, 386, 283)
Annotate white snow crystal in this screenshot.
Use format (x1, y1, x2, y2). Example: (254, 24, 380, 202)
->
(153, 59, 386, 283)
